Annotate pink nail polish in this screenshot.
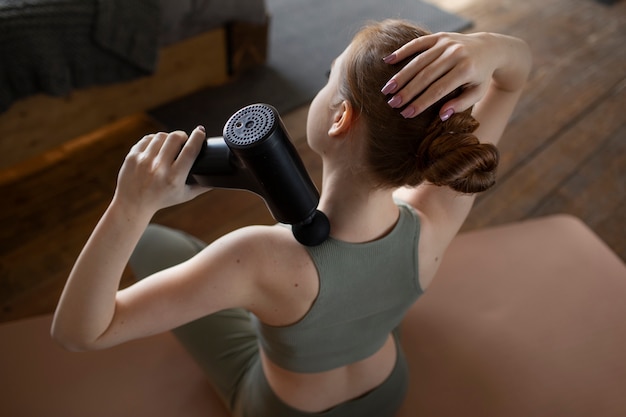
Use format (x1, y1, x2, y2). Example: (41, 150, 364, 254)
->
(440, 108, 454, 121)
(197, 125, 205, 133)
(401, 107, 415, 118)
(381, 79, 397, 95)
(382, 53, 396, 64)
(387, 95, 403, 108)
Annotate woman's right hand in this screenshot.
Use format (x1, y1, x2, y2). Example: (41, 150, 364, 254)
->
(382, 32, 531, 121)
(114, 126, 209, 215)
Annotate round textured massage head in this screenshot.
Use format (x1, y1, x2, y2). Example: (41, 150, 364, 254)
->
(224, 104, 276, 147)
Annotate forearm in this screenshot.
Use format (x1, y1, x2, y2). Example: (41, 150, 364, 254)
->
(51, 197, 153, 351)
(471, 33, 531, 146)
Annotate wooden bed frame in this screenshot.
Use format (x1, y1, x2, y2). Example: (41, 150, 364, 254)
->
(0, 19, 269, 177)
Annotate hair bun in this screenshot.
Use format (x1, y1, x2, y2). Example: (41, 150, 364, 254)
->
(418, 113, 499, 194)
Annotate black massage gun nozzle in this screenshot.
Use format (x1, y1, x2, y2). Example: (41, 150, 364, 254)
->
(292, 210, 331, 247)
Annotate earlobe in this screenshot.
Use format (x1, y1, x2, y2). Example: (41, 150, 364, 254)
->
(328, 101, 354, 137)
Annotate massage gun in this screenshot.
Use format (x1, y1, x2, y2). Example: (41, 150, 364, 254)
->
(186, 103, 330, 246)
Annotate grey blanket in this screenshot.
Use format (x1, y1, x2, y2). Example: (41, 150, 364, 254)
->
(0, 0, 160, 113)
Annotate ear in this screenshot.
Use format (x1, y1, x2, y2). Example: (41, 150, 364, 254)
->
(328, 100, 355, 138)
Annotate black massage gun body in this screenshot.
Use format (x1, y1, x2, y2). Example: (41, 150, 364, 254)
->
(187, 104, 330, 246)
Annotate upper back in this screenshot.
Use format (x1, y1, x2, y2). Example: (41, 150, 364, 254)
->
(252, 202, 423, 373)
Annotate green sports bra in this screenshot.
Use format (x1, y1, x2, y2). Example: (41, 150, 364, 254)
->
(251, 201, 423, 373)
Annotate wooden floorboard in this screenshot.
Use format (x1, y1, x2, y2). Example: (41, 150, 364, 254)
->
(530, 123, 626, 254)
(464, 75, 625, 230)
(1, 0, 624, 323)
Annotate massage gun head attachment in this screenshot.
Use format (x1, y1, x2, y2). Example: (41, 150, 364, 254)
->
(224, 104, 276, 147)
(189, 103, 329, 246)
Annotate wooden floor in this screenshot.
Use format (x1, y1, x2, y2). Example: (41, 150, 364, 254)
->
(1, 0, 624, 324)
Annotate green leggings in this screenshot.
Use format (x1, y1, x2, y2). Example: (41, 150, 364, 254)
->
(129, 224, 408, 417)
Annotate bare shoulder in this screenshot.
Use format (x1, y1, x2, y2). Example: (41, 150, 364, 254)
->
(217, 224, 312, 266)
(395, 192, 470, 290)
(207, 224, 318, 325)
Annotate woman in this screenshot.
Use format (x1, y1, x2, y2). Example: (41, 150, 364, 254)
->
(52, 19, 531, 416)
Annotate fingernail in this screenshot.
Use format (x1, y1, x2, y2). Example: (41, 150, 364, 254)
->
(382, 53, 396, 64)
(440, 108, 454, 121)
(381, 79, 398, 95)
(196, 125, 205, 133)
(387, 95, 403, 108)
(401, 106, 415, 118)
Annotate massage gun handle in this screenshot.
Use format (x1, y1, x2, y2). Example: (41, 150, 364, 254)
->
(186, 137, 261, 194)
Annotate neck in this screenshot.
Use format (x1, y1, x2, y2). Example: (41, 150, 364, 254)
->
(318, 164, 398, 243)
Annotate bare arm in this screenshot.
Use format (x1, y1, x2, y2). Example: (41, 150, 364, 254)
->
(52, 125, 314, 351)
(51, 128, 221, 350)
(388, 32, 532, 266)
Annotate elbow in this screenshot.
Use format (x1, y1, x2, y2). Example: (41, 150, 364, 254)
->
(50, 327, 88, 352)
(50, 319, 99, 352)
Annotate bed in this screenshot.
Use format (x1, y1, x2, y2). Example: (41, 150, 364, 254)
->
(0, 0, 269, 172)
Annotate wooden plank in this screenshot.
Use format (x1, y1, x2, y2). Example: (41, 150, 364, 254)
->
(529, 123, 626, 260)
(463, 78, 625, 230)
(425, 0, 541, 32)
(490, 0, 625, 176)
(1, 114, 164, 248)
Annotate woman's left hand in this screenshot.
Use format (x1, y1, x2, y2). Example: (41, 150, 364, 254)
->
(52, 125, 210, 351)
(381, 32, 501, 120)
(114, 126, 209, 215)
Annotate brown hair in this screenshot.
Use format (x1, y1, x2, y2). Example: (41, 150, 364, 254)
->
(339, 19, 498, 193)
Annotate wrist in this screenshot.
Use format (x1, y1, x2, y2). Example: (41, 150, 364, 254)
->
(108, 194, 155, 226)
(487, 33, 532, 92)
